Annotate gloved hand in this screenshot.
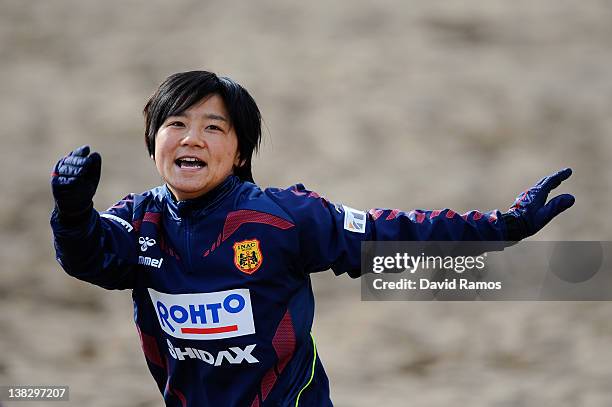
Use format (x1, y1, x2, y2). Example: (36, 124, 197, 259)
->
(51, 145, 101, 222)
(502, 168, 575, 241)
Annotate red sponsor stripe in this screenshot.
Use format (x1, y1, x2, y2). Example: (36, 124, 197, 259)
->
(272, 311, 296, 373)
(143, 211, 162, 225)
(446, 210, 456, 218)
(136, 325, 164, 368)
(132, 219, 143, 232)
(253, 310, 297, 403)
(221, 210, 294, 242)
(172, 389, 187, 407)
(429, 210, 441, 219)
(201, 210, 295, 258)
(260, 369, 277, 401)
(181, 325, 238, 334)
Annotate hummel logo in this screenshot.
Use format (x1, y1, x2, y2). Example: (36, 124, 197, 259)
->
(139, 236, 156, 251)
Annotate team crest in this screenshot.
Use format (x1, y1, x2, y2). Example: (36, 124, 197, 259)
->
(233, 239, 263, 274)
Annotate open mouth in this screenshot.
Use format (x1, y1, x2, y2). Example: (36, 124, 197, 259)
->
(175, 157, 207, 169)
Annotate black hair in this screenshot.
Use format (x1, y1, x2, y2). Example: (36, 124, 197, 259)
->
(144, 71, 261, 182)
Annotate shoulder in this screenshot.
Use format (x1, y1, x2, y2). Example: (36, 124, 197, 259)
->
(135, 186, 166, 210)
(236, 182, 334, 226)
(264, 183, 334, 213)
(225, 182, 328, 226)
(107, 186, 164, 209)
(100, 186, 165, 220)
(225, 182, 301, 226)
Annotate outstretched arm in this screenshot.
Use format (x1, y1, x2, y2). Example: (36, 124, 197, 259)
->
(374, 168, 574, 242)
(266, 169, 574, 278)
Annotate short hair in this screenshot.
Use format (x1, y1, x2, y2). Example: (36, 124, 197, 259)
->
(143, 71, 261, 183)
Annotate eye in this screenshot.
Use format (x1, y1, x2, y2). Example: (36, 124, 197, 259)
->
(167, 120, 185, 128)
(206, 125, 223, 131)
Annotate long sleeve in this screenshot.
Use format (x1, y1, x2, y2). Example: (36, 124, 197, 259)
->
(50, 194, 139, 289)
(265, 184, 507, 278)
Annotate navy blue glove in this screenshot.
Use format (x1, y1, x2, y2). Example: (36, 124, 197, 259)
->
(51, 145, 101, 222)
(502, 168, 575, 241)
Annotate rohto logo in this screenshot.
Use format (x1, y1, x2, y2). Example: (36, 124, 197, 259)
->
(148, 288, 256, 340)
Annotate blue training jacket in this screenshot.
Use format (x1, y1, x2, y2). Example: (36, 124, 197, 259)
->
(50, 175, 507, 407)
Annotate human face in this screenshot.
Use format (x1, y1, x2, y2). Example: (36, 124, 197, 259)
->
(154, 94, 240, 201)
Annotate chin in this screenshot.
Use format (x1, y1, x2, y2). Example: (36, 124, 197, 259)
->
(167, 182, 206, 199)
(178, 187, 206, 198)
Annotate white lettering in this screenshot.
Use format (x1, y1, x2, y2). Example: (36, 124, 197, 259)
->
(139, 256, 164, 269)
(231, 345, 258, 363)
(371, 278, 415, 290)
(197, 349, 214, 364)
(100, 213, 134, 232)
(215, 350, 237, 366)
(167, 339, 258, 365)
(420, 279, 457, 290)
(174, 347, 191, 361)
(373, 257, 384, 273)
(370, 253, 487, 274)
(459, 279, 501, 290)
(167, 340, 177, 359)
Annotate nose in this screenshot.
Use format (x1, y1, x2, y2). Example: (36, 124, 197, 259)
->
(180, 127, 206, 148)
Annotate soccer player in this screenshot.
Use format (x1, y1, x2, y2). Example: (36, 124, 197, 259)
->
(50, 71, 574, 406)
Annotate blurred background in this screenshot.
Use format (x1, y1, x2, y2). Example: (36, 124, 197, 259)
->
(1, 0, 611, 406)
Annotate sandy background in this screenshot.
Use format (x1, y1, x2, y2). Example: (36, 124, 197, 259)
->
(1, 0, 611, 406)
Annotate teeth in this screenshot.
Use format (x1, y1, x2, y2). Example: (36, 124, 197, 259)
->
(176, 157, 205, 168)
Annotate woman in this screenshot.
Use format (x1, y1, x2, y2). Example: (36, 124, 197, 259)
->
(50, 71, 574, 406)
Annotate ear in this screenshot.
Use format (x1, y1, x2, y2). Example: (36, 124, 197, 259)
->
(233, 153, 244, 168)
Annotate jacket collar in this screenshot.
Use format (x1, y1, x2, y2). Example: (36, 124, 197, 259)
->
(163, 175, 240, 218)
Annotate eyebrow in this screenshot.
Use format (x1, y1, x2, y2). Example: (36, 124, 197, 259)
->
(171, 112, 228, 122)
(203, 113, 228, 122)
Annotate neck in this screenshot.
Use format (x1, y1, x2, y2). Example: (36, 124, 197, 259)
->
(165, 175, 240, 217)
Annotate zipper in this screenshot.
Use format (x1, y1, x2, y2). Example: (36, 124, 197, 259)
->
(184, 216, 193, 273)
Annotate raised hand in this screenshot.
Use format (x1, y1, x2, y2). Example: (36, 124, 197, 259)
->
(51, 145, 102, 221)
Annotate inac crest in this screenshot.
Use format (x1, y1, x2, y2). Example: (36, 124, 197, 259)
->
(233, 239, 263, 275)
